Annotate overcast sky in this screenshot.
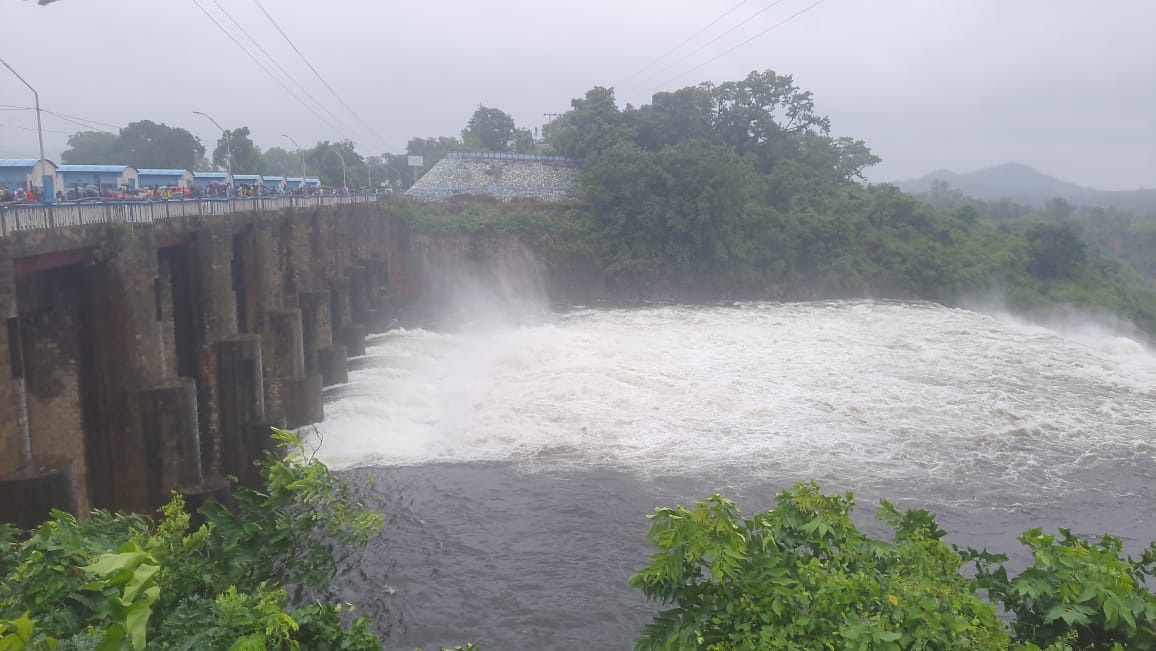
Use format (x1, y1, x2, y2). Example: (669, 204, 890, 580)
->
(2, 0, 1153, 189)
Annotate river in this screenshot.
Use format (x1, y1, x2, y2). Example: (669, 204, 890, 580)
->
(309, 300, 1156, 650)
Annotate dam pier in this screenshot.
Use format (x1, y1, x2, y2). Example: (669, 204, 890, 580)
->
(0, 196, 406, 527)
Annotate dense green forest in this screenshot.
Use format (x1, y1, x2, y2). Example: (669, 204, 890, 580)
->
(395, 69, 1156, 338)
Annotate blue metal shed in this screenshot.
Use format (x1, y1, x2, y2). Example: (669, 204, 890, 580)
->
(285, 177, 305, 190)
(137, 168, 193, 188)
(231, 174, 262, 187)
(57, 165, 138, 192)
(191, 171, 230, 188)
(0, 159, 59, 199)
(261, 175, 286, 192)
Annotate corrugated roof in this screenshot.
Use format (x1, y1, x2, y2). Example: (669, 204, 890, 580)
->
(232, 174, 261, 180)
(192, 172, 228, 178)
(57, 164, 134, 173)
(0, 159, 40, 168)
(137, 168, 190, 176)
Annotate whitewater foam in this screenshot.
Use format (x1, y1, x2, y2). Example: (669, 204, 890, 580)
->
(311, 301, 1156, 507)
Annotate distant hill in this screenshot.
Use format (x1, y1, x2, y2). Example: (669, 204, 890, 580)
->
(893, 162, 1156, 213)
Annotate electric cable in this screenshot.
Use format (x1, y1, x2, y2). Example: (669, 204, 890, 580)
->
(652, 0, 829, 91)
(251, 0, 394, 152)
(639, 0, 792, 85)
(0, 123, 71, 135)
(207, 0, 361, 144)
(621, 0, 752, 84)
(43, 110, 117, 133)
(188, 0, 352, 142)
(44, 110, 121, 130)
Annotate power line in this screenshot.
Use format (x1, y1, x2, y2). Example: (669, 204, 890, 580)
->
(653, 0, 830, 90)
(42, 110, 117, 134)
(0, 105, 119, 131)
(639, 0, 793, 87)
(621, 0, 752, 84)
(251, 0, 394, 152)
(0, 123, 71, 135)
(44, 110, 121, 130)
(188, 0, 352, 142)
(206, 0, 361, 143)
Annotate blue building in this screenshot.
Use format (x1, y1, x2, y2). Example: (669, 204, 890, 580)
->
(261, 175, 286, 193)
(0, 159, 59, 200)
(57, 164, 138, 193)
(231, 174, 262, 190)
(191, 171, 230, 189)
(137, 169, 193, 189)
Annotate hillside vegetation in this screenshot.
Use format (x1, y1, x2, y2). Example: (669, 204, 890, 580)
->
(396, 70, 1156, 338)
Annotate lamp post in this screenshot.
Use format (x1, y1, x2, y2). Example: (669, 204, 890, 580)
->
(327, 149, 347, 193)
(282, 134, 307, 194)
(1, 57, 55, 203)
(193, 110, 231, 194)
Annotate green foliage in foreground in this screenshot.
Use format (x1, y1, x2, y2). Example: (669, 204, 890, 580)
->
(0, 428, 386, 650)
(632, 482, 1156, 650)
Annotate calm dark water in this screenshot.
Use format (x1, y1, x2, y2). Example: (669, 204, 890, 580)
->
(312, 302, 1156, 650)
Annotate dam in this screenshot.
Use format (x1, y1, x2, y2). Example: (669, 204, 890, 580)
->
(0, 196, 406, 526)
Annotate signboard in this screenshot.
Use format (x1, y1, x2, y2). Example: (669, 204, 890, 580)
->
(407, 155, 424, 167)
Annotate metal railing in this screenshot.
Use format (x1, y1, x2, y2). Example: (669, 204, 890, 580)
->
(445, 151, 577, 164)
(0, 194, 383, 237)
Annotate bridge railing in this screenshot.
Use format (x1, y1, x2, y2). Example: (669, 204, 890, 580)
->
(0, 194, 383, 237)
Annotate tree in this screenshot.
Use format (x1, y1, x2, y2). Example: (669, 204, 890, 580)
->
(306, 140, 365, 188)
(582, 139, 760, 287)
(115, 120, 205, 170)
(462, 105, 517, 152)
(1025, 221, 1087, 280)
(213, 126, 261, 173)
(1043, 196, 1075, 222)
(0, 428, 387, 649)
(632, 84, 716, 152)
(549, 86, 637, 160)
(513, 128, 535, 153)
(712, 70, 831, 169)
(406, 135, 463, 179)
(633, 482, 1156, 651)
(61, 131, 119, 164)
(632, 482, 1010, 650)
(261, 146, 303, 177)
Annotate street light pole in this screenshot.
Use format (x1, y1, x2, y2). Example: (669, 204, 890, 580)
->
(282, 134, 307, 194)
(327, 149, 347, 193)
(1, 57, 55, 203)
(193, 110, 232, 194)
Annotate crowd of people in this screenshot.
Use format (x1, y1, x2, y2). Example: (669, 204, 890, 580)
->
(0, 186, 42, 204)
(406, 157, 578, 202)
(0, 182, 384, 205)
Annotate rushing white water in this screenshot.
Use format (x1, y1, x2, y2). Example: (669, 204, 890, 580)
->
(312, 300, 1156, 650)
(314, 301, 1156, 511)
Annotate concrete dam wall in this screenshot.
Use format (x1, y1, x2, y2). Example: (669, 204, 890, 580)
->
(0, 199, 416, 527)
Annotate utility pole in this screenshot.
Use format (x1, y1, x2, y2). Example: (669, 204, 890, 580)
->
(2, 57, 55, 203)
(327, 149, 347, 192)
(193, 111, 232, 194)
(282, 134, 307, 193)
(542, 113, 566, 146)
